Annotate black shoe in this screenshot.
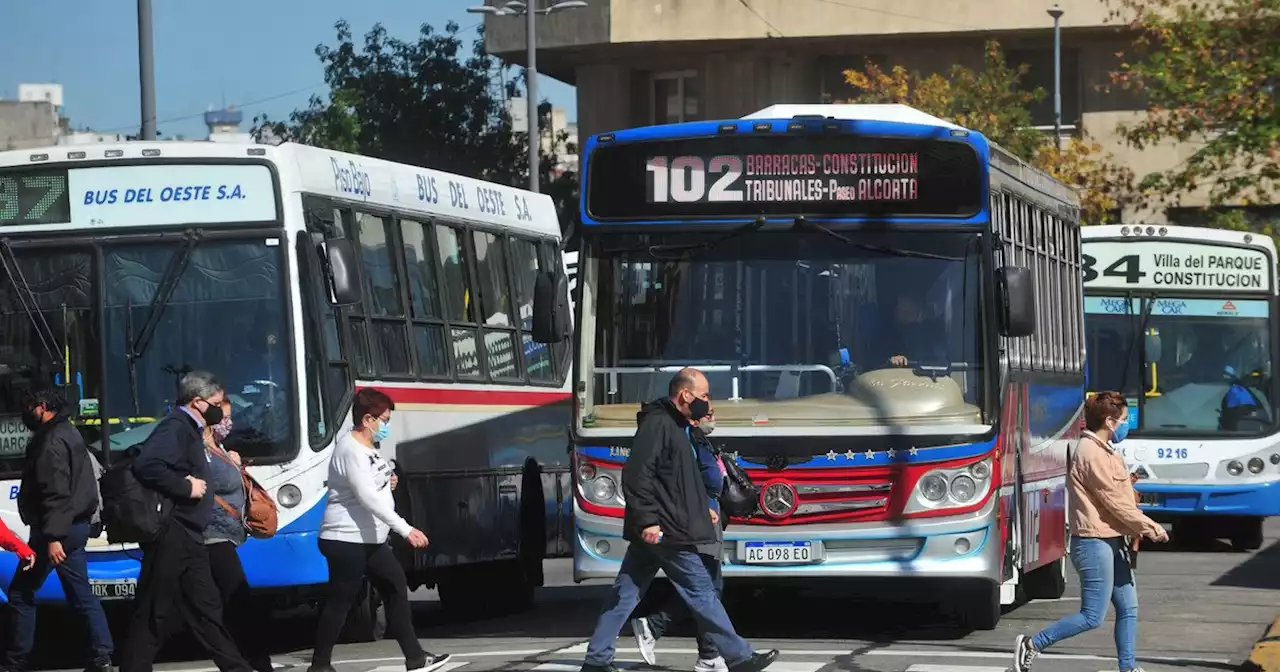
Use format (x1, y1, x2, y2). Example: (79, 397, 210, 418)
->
(406, 653, 452, 672)
(728, 649, 779, 672)
(579, 664, 620, 672)
(306, 665, 336, 672)
(83, 660, 113, 672)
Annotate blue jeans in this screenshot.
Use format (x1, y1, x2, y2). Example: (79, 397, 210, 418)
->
(1032, 536, 1138, 670)
(5, 522, 115, 668)
(585, 543, 752, 667)
(645, 552, 723, 659)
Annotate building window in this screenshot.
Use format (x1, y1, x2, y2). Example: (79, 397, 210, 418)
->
(652, 71, 700, 124)
(1006, 48, 1081, 130)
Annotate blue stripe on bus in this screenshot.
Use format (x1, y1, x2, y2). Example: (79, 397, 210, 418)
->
(0, 496, 331, 604)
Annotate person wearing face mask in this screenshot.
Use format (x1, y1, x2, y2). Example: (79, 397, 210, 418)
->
(125, 370, 253, 672)
(630, 411, 732, 672)
(202, 400, 273, 672)
(5, 387, 113, 672)
(1013, 391, 1169, 672)
(580, 369, 777, 672)
(308, 388, 449, 672)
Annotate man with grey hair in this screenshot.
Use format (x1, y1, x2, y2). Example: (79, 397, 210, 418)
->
(123, 370, 252, 672)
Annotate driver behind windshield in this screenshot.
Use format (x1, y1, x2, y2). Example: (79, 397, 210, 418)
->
(884, 294, 946, 368)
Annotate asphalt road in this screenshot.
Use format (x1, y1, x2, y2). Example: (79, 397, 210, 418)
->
(29, 519, 1280, 672)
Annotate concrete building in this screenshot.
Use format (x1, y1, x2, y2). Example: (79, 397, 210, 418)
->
(506, 97, 580, 177)
(0, 83, 66, 150)
(481, 0, 1250, 222)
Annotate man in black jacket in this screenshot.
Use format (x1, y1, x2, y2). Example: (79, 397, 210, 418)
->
(580, 369, 776, 672)
(122, 370, 251, 672)
(5, 388, 114, 672)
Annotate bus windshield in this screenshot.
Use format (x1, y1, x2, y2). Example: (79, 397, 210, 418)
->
(1086, 296, 1274, 436)
(580, 230, 984, 430)
(0, 237, 295, 470)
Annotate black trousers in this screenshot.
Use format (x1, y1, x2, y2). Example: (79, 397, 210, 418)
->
(207, 541, 273, 672)
(122, 521, 251, 672)
(312, 539, 423, 666)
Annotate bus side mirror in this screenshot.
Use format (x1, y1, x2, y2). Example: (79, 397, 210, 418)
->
(998, 265, 1036, 338)
(532, 271, 571, 344)
(323, 238, 362, 306)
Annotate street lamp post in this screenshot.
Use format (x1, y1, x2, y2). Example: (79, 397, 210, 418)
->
(1048, 4, 1064, 151)
(138, 0, 157, 141)
(467, 0, 589, 193)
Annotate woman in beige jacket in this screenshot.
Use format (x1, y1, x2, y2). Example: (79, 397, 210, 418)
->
(1013, 391, 1169, 672)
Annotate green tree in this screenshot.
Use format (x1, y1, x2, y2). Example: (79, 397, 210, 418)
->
(843, 40, 1136, 224)
(252, 20, 578, 227)
(1107, 0, 1280, 207)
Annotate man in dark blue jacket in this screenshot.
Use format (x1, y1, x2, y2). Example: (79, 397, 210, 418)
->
(580, 369, 776, 672)
(122, 371, 251, 672)
(5, 387, 113, 672)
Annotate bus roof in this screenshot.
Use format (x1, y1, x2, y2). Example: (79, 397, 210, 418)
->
(0, 141, 561, 239)
(1084, 224, 1277, 252)
(744, 103, 966, 130)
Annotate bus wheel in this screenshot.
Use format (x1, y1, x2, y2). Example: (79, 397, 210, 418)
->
(340, 581, 386, 642)
(1022, 557, 1067, 600)
(1231, 519, 1264, 552)
(957, 582, 1001, 631)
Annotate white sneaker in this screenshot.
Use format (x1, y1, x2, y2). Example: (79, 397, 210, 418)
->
(1013, 635, 1038, 672)
(630, 617, 657, 665)
(693, 657, 728, 672)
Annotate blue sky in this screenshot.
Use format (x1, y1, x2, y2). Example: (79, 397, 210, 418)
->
(0, 0, 577, 139)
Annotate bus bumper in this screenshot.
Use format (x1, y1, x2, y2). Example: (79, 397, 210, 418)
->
(573, 496, 998, 582)
(1137, 479, 1280, 517)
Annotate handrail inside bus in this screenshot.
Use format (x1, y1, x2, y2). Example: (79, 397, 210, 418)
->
(595, 364, 839, 401)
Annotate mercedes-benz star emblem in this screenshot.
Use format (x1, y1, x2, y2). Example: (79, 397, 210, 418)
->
(761, 482, 798, 518)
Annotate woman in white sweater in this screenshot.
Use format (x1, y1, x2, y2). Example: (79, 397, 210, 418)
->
(307, 389, 450, 672)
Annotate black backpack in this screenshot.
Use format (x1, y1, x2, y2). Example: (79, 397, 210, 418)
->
(719, 452, 761, 519)
(98, 445, 172, 544)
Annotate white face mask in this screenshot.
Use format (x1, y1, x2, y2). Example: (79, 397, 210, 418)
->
(699, 418, 716, 435)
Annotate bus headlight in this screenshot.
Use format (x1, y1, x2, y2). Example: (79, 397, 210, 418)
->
(588, 475, 618, 503)
(277, 484, 302, 508)
(951, 475, 978, 502)
(1227, 461, 1244, 476)
(1248, 458, 1265, 474)
(920, 474, 949, 501)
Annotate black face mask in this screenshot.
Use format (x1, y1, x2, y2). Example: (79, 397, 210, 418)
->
(200, 402, 224, 426)
(689, 397, 710, 422)
(20, 409, 42, 432)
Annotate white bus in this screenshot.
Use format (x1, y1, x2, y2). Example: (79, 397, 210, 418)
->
(1082, 224, 1279, 551)
(0, 140, 574, 633)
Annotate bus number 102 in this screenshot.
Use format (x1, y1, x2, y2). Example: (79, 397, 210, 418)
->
(647, 156, 745, 203)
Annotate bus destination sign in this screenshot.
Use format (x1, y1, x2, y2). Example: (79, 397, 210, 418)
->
(586, 134, 983, 221)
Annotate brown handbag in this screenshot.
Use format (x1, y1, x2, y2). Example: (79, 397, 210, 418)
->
(211, 447, 279, 539)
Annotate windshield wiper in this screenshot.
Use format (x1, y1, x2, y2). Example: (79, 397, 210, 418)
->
(125, 229, 202, 415)
(792, 217, 963, 261)
(0, 239, 64, 371)
(1118, 293, 1153, 395)
(646, 217, 768, 260)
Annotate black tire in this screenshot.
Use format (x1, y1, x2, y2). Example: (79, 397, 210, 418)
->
(957, 582, 1001, 631)
(340, 581, 386, 642)
(1022, 557, 1067, 600)
(1231, 519, 1265, 552)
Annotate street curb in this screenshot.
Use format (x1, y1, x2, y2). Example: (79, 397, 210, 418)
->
(1239, 616, 1280, 672)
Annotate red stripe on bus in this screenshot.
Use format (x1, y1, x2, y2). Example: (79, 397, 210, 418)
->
(361, 386, 571, 407)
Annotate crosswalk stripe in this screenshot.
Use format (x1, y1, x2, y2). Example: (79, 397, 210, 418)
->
(761, 663, 827, 672)
(532, 662, 646, 671)
(367, 663, 469, 672)
(905, 666, 1008, 672)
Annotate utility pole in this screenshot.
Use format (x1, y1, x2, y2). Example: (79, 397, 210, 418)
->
(1048, 4, 1064, 153)
(466, 1, 588, 192)
(138, 0, 157, 140)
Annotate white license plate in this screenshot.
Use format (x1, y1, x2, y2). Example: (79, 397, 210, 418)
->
(1138, 492, 1160, 506)
(90, 579, 136, 601)
(743, 541, 816, 565)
